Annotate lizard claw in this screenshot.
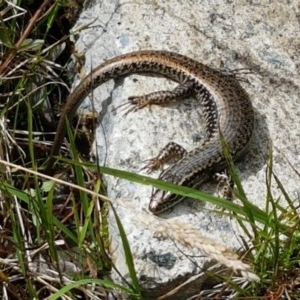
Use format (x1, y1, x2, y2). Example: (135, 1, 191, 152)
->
(111, 96, 151, 116)
(140, 158, 163, 173)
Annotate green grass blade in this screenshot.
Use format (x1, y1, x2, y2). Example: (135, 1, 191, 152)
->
(48, 278, 136, 300)
(109, 204, 141, 297)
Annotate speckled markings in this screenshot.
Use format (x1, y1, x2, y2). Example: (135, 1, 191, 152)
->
(47, 50, 254, 213)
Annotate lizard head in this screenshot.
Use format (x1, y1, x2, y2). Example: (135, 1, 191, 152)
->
(148, 189, 184, 214)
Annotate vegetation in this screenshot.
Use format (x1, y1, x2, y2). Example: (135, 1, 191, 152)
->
(1, 1, 300, 299)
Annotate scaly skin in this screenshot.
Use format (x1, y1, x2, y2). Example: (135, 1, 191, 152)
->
(46, 50, 254, 214)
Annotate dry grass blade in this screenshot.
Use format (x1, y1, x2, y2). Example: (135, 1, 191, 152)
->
(119, 201, 259, 283)
(0, 0, 54, 74)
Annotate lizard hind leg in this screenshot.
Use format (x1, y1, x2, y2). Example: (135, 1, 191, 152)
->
(141, 142, 187, 173)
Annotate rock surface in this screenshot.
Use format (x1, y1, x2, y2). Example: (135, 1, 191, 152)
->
(72, 0, 300, 297)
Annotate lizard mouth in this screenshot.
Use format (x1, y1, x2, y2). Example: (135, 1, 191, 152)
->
(148, 189, 182, 214)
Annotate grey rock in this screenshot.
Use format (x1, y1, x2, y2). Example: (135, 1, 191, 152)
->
(72, 0, 300, 297)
